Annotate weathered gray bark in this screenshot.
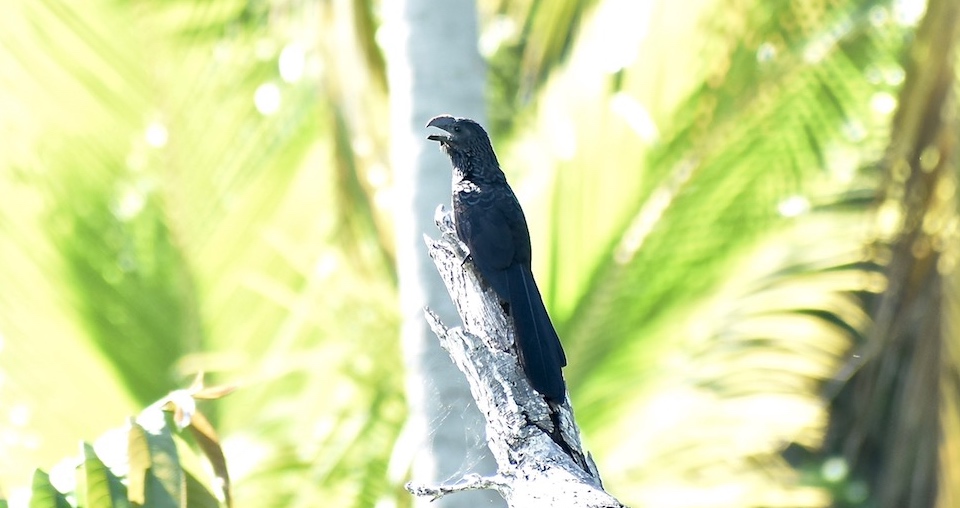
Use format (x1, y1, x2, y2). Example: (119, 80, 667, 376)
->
(406, 207, 626, 508)
(383, 0, 500, 506)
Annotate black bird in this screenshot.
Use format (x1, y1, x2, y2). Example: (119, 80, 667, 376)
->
(426, 115, 567, 402)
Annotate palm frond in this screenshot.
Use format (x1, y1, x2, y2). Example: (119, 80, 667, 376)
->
(820, 0, 960, 505)
(0, 0, 402, 505)
(497, 0, 914, 504)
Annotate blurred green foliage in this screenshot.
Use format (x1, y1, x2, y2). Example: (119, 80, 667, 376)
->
(24, 388, 230, 508)
(0, 0, 957, 507)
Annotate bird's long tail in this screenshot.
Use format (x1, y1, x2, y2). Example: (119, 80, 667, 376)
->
(507, 264, 567, 401)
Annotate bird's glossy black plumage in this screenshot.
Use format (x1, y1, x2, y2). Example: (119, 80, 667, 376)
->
(427, 115, 567, 401)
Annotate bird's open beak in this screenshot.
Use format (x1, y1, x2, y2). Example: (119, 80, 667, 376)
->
(426, 115, 456, 142)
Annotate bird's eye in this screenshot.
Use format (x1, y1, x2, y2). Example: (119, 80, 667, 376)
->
(453, 126, 461, 132)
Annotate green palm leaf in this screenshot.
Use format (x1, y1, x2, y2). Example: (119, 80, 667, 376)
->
(0, 0, 400, 505)
(494, 0, 930, 505)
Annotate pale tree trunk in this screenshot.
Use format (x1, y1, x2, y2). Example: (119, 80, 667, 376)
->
(383, 1, 502, 506)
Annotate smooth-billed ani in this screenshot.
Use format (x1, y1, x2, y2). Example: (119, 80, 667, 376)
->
(427, 115, 567, 402)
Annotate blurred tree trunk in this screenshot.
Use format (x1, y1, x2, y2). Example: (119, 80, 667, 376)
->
(384, 1, 502, 506)
(823, 0, 960, 506)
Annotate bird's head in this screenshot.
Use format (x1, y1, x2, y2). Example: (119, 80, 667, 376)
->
(426, 115, 499, 171)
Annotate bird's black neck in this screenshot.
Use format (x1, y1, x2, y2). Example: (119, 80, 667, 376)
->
(446, 145, 506, 186)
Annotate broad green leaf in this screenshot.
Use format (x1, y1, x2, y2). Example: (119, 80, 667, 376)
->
(28, 470, 70, 508)
(182, 471, 222, 508)
(127, 421, 149, 506)
(78, 442, 129, 508)
(127, 418, 182, 508)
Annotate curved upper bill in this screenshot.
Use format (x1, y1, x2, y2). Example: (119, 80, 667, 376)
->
(426, 114, 456, 141)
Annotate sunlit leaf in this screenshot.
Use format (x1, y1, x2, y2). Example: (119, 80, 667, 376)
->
(127, 419, 182, 508)
(78, 442, 129, 508)
(127, 422, 149, 506)
(28, 470, 70, 508)
(182, 471, 222, 508)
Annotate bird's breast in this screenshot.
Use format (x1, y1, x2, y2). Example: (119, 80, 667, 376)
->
(454, 180, 484, 206)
